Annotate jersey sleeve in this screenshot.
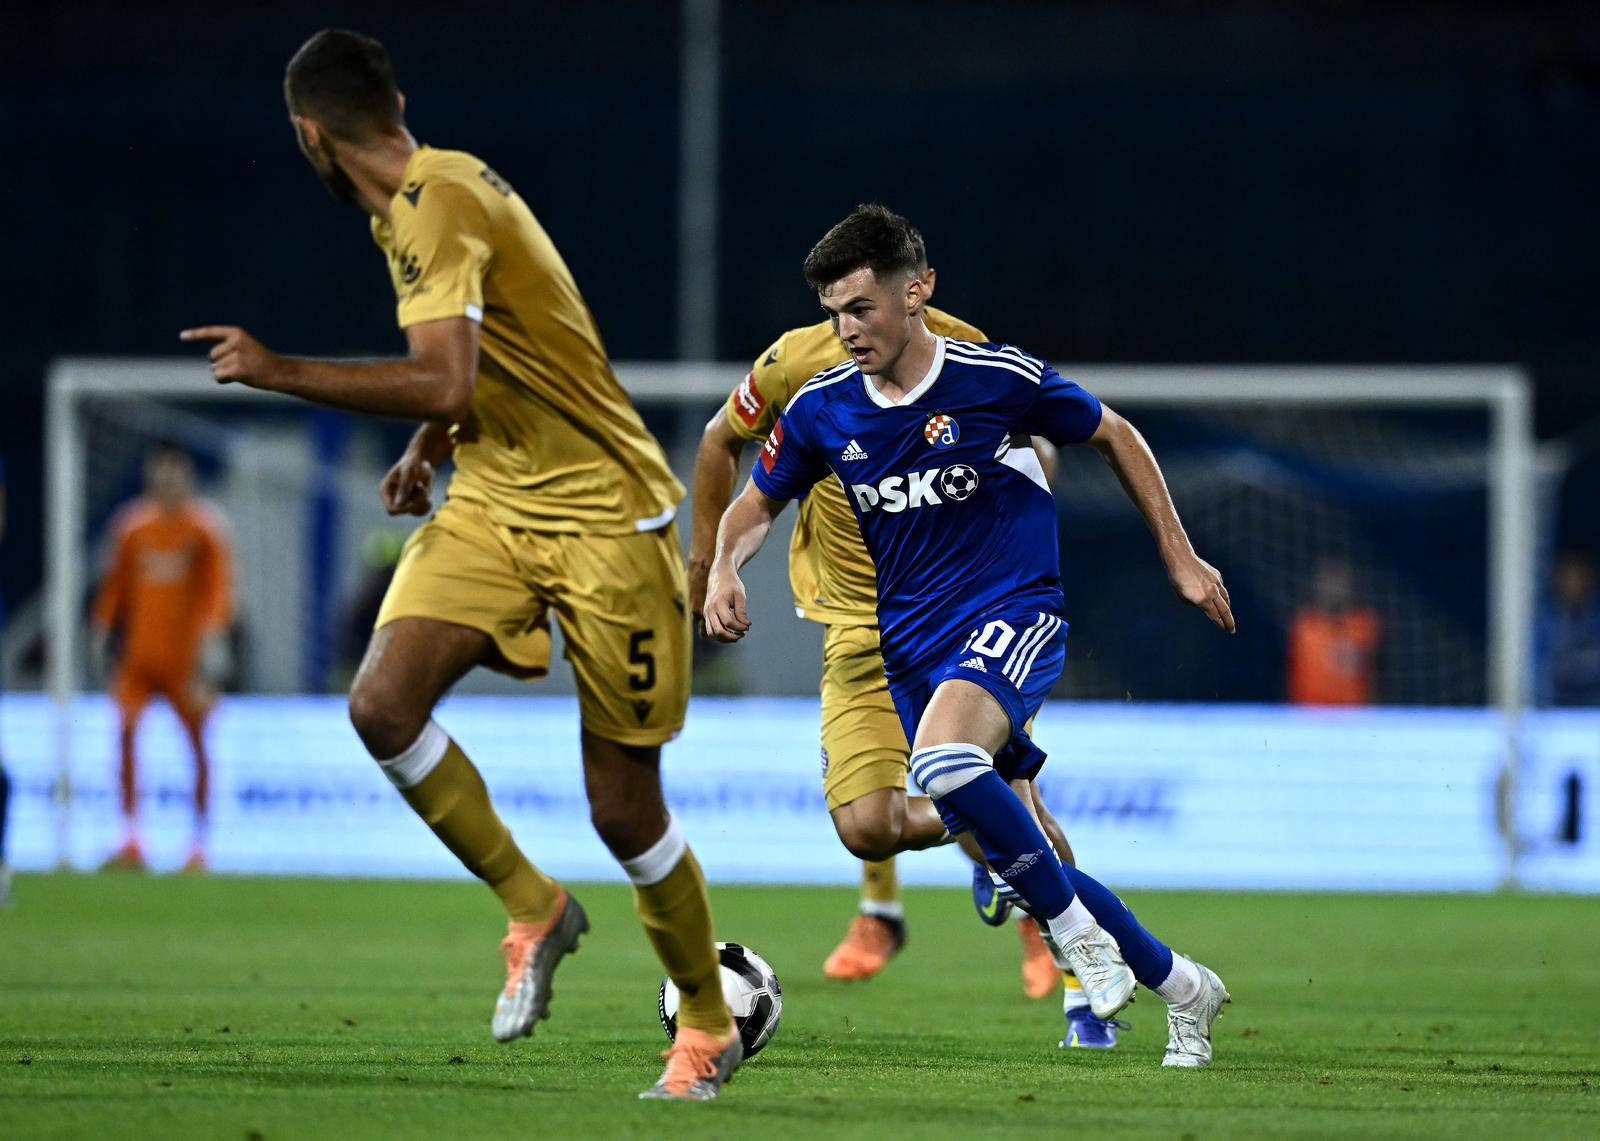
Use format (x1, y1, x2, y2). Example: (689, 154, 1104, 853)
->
(91, 517, 133, 629)
(750, 408, 829, 502)
(390, 181, 493, 328)
(722, 334, 791, 441)
(1018, 363, 1103, 445)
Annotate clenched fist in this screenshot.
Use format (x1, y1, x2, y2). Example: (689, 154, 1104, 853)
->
(381, 452, 435, 517)
(702, 560, 752, 643)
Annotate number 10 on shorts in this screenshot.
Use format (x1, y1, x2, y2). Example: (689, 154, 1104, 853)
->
(964, 620, 1016, 659)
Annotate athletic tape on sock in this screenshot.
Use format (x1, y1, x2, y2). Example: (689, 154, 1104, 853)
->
(909, 742, 994, 799)
(621, 815, 687, 886)
(859, 898, 905, 921)
(376, 720, 450, 790)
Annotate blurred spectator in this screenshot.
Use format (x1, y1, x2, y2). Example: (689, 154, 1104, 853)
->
(91, 443, 234, 872)
(1287, 560, 1382, 706)
(1538, 552, 1600, 707)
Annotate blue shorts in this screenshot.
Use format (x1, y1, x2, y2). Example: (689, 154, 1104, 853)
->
(888, 605, 1068, 805)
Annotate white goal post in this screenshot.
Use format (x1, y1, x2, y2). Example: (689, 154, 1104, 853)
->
(43, 358, 1536, 878)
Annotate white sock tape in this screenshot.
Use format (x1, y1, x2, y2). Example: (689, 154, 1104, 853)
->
(621, 815, 687, 886)
(377, 720, 450, 789)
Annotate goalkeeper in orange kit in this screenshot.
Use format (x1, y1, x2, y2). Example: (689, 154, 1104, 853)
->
(92, 443, 233, 872)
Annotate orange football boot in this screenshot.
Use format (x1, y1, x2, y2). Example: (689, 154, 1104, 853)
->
(823, 913, 906, 981)
(639, 1024, 743, 1101)
(1019, 918, 1060, 999)
(492, 889, 588, 1042)
(101, 839, 147, 872)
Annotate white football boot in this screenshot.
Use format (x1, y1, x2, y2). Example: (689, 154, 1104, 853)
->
(1162, 961, 1230, 1067)
(1057, 926, 1136, 1020)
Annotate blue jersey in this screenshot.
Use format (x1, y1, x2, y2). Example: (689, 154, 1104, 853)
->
(751, 336, 1102, 680)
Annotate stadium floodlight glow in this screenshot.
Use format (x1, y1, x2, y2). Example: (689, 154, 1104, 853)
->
(44, 358, 1535, 882)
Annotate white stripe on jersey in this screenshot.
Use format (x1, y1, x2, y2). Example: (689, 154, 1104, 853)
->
(998, 441, 1051, 492)
(945, 339, 1045, 375)
(789, 366, 853, 407)
(1003, 612, 1054, 683)
(944, 346, 1043, 386)
(1010, 614, 1062, 686)
(807, 358, 859, 386)
(945, 342, 1043, 377)
(940, 337, 1043, 369)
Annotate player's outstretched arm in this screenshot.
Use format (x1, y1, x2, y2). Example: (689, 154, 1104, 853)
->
(703, 480, 788, 643)
(179, 316, 480, 423)
(1087, 405, 1236, 633)
(688, 411, 750, 633)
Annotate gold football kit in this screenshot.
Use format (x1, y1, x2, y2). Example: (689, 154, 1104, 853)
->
(374, 146, 688, 745)
(723, 309, 987, 807)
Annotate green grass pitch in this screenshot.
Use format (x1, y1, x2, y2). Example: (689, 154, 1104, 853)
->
(2, 874, 1596, 1139)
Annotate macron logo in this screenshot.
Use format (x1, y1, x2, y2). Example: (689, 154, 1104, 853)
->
(1000, 850, 1042, 879)
(841, 439, 869, 462)
(959, 657, 987, 672)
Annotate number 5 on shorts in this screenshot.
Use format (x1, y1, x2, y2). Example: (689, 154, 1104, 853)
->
(628, 629, 656, 691)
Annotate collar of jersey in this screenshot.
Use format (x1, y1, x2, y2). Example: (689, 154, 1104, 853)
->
(863, 335, 946, 409)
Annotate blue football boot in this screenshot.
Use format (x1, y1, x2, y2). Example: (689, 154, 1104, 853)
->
(1061, 1007, 1125, 1049)
(971, 863, 1012, 926)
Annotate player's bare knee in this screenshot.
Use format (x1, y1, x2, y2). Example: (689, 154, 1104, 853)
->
(347, 684, 425, 760)
(835, 817, 899, 862)
(588, 796, 658, 858)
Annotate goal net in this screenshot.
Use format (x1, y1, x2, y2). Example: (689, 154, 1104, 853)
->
(32, 358, 1539, 881)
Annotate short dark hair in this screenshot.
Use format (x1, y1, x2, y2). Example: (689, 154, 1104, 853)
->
(803, 204, 928, 290)
(285, 29, 403, 141)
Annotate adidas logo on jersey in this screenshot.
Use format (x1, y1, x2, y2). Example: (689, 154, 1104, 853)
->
(841, 439, 870, 462)
(959, 657, 987, 672)
(1000, 850, 1042, 879)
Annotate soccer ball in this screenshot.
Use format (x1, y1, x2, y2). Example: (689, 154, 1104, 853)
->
(658, 942, 783, 1058)
(940, 463, 979, 501)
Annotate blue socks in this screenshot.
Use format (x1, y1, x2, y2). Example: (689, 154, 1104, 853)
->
(1060, 864, 1175, 988)
(989, 861, 1177, 988)
(908, 742, 1177, 990)
(922, 737, 1180, 989)
(910, 744, 1076, 921)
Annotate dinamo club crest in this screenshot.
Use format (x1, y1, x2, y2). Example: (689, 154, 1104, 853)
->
(924, 414, 959, 448)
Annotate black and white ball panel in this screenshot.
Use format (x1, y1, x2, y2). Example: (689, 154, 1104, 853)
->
(658, 941, 783, 1058)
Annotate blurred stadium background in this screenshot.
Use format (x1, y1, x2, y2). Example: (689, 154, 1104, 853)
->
(3, 0, 1599, 895)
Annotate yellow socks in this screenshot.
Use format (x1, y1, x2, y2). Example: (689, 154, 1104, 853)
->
(623, 817, 730, 1036)
(861, 856, 899, 905)
(381, 729, 728, 1034)
(377, 722, 560, 925)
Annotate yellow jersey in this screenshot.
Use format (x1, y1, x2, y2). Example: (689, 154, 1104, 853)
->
(724, 308, 986, 625)
(372, 146, 683, 534)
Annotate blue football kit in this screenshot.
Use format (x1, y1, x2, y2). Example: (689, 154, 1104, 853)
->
(751, 335, 1099, 783)
(751, 335, 1182, 991)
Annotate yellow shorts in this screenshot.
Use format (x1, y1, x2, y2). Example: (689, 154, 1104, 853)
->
(376, 499, 690, 746)
(819, 623, 911, 811)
